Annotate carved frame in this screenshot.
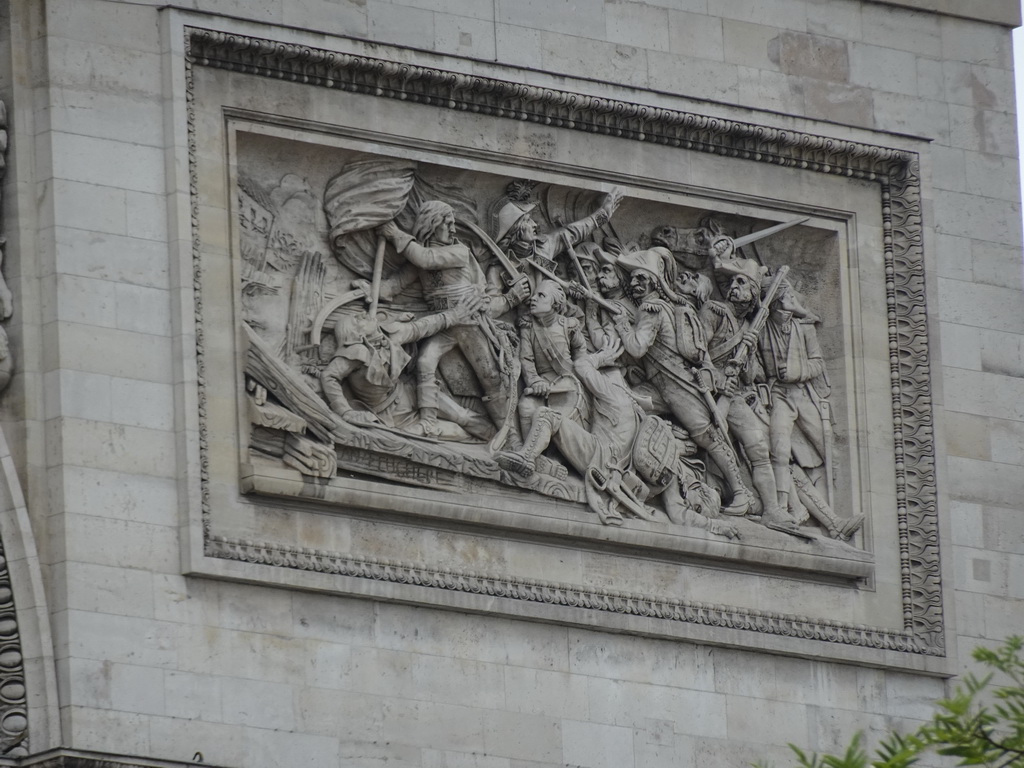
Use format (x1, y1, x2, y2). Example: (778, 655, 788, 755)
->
(0, 101, 30, 758)
(182, 26, 942, 662)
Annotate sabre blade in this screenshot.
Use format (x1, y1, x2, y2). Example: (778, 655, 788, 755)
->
(732, 217, 810, 250)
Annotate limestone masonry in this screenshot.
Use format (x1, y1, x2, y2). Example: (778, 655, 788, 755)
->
(0, 0, 1020, 766)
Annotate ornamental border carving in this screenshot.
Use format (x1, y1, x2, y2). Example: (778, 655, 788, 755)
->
(0, 101, 30, 758)
(183, 27, 942, 656)
(0, 533, 28, 756)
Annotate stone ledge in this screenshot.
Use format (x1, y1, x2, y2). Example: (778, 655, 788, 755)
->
(0, 748, 228, 768)
(243, 465, 876, 582)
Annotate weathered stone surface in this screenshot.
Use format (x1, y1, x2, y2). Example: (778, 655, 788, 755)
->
(768, 30, 851, 81)
(0, 1, 1019, 767)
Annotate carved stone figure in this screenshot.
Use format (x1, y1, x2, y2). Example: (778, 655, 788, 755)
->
(573, 241, 601, 288)
(499, 279, 588, 478)
(758, 281, 864, 540)
(375, 201, 527, 437)
(493, 187, 623, 279)
(579, 246, 627, 338)
(320, 296, 493, 441)
(612, 248, 755, 516)
(689, 261, 802, 537)
(499, 326, 737, 538)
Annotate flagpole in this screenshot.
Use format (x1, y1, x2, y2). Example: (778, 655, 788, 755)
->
(367, 235, 387, 318)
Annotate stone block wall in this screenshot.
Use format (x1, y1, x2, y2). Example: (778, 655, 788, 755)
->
(0, 0, 1019, 766)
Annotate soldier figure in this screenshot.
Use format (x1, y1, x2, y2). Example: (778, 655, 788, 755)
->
(498, 280, 589, 478)
(498, 325, 737, 538)
(321, 295, 493, 441)
(612, 249, 755, 516)
(686, 262, 803, 535)
(376, 201, 528, 436)
(493, 188, 623, 278)
(760, 281, 825, 486)
(581, 246, 635, 349)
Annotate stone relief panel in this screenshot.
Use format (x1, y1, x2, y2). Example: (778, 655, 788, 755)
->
(237, 136, 862, 551)
(184, 27, 944, 664)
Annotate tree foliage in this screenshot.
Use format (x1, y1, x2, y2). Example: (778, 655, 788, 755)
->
(755, 637, 1024, 768)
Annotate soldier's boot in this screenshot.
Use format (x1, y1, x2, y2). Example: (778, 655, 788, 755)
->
(750, 458, 787, 525)
(480, 387, 522, 452)
(695, 427, 754, 516)
(416, 375, 443, 436)
(417, 407, 441, 436)
(791, 464, 864, 540)
(454, 410, 497, 441)
(534, 454, 569, 480)
(758, 462, 809, 538)
(774, 462, 792, 506)
(759, 487, 815, 540)
(496, 408, 559, 477)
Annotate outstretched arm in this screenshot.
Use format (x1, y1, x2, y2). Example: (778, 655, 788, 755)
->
(561, 188, 623, 247)
(354, 262, 418, 302)
(390, 294, 484, 345)
(379, 221, 466, 270)
(321, 357, 378, 425)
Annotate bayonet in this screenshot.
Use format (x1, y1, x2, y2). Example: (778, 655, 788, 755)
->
(526, 258, 621, 314)
(562, 231, 593, 292)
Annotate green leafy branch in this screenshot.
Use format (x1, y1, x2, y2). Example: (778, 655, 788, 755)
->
(754, 637, 1024, 768)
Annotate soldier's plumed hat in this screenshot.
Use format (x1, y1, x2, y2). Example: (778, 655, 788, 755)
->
(618, 246, 677, 287)
(715, 257, 768, 290)
(494, 200, 537, 243)
(596, 246, 622, 268)
(617, 248, 664, 277)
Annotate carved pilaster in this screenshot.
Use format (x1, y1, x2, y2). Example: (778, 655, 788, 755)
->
(0, 100, 28, 758)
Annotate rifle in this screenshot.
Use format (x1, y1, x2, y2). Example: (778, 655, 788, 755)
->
(716, 266, 786, 405)
(525, 258, 621, 314)
(716, 265, 789, 419)
(562, 232, 593, 292)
